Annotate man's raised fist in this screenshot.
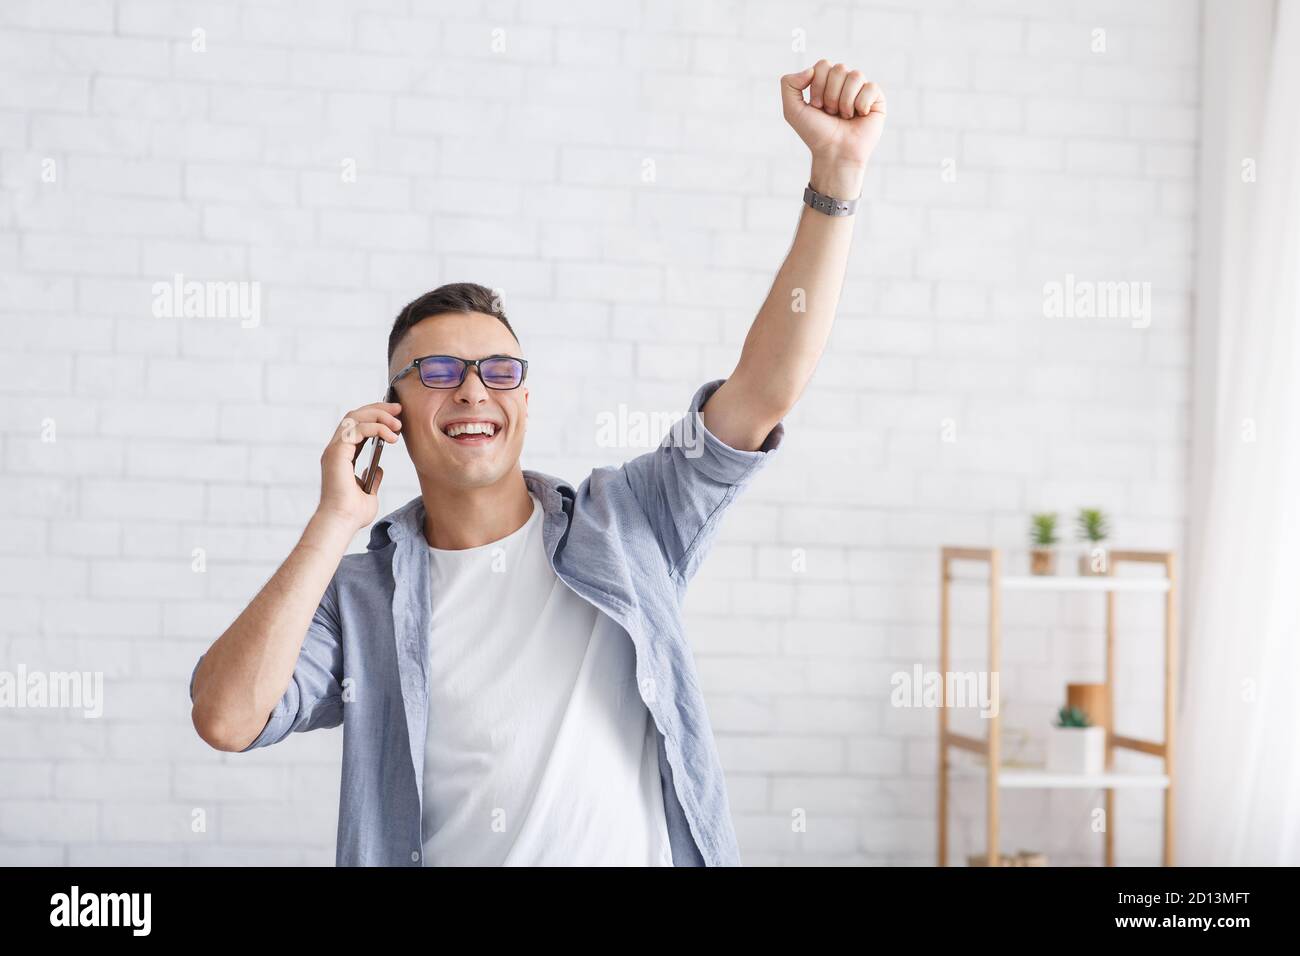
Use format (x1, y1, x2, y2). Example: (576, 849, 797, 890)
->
(781, 60, 887, 197)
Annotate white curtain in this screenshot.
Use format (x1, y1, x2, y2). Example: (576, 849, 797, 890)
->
(1182, 0, 1300, 864)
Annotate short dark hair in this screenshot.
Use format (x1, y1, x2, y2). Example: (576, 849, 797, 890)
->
(387, 282, 519, 366)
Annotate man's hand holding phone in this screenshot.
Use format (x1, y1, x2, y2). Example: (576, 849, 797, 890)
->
(317, 401, 402, 534)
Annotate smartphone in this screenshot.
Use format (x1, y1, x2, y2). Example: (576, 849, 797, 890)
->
(353, 433, 384, 495)
(352, 388, 397, 495)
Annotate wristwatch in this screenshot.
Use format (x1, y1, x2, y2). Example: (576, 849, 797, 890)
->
(803, 181, 858, 217)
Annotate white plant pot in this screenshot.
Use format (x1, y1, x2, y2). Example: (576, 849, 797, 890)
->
(1046, 725, 1106, 774)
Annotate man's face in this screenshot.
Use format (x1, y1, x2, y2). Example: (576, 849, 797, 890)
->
(388, 311, 528, 491)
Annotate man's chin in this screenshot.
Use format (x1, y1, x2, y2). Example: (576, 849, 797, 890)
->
(418, 457, 513, 491)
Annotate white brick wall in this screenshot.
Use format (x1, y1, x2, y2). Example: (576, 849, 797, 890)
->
(0, 0, 1195, 866)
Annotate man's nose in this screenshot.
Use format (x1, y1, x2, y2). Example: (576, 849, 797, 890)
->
(453, 366, 489, 401)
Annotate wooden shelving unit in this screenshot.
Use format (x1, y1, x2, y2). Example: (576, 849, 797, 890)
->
(937, 547, 1177, 867)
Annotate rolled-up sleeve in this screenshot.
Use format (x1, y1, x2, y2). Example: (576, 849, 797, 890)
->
(621, 377, 784, 586)
(189, 575, 345, 752)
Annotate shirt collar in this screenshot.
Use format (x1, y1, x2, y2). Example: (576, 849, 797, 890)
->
(366, 468, 575, 551)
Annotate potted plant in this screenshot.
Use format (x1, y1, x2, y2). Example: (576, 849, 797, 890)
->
(1029, 512, 1058, 575)
(1046, 705, 1106, 774)
(1075, 507, 1111, 576)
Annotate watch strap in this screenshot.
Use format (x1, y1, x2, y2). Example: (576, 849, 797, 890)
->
(803, 181, 858, 216)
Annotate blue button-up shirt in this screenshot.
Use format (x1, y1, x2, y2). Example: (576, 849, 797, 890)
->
(189, 378, 784, 865)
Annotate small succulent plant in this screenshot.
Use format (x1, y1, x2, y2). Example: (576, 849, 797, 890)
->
(1075, 508, 1110, 543)
(1030, 512, 1059, 547)
(1055, 705, 1091, 728)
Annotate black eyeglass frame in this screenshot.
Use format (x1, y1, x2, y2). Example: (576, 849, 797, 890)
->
(385, 354, 528, 401)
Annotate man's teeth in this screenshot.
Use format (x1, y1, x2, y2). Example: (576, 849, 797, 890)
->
(444, 422, 497, 438)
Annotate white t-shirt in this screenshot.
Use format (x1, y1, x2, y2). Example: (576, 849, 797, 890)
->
(420, 491, 674, 866)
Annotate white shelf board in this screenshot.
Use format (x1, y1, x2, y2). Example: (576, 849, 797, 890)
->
(948, 574, 1170, 592)
(952, 765, 1170, 789)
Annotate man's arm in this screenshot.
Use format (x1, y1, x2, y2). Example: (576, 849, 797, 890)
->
(702, 60, 886, 451)
(189, 401, 401, 751)
(189, 512, 352, 752)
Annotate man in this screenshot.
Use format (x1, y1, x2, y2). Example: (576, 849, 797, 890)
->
(189, 61, 886, 866)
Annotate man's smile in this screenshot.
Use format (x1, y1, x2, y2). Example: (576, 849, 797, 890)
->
(440, 418, 501, 445)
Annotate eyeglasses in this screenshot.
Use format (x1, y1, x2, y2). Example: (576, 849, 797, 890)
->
(387, 354, 528, 398)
